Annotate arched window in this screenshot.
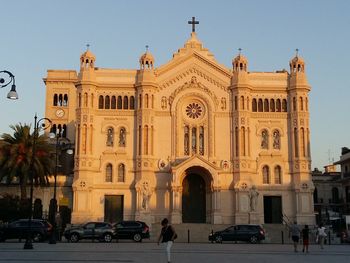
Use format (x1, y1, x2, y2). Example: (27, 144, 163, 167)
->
(78, 93, 82, 108)
(273, 130, 281, 150)
(51, 124, 57, 135)
(305, 98, 308, 111)
(98, 95, 104, 109)
(294, 128, 298, 157)
(117, 96, 122, 109)
(261, 129, 269, 149)
(274, 166, 282, 184)
(282, 99, 287, 112)
(123, 96, 128, 109)
(106, 163, 113, 182)
(240, 96, 245, 110)
(270, 99, 275, 112)
(119, 127, 126, 147)
(301, 128, 305, 157)
(105, 95, 110, 109)
(252, 98, 257, 112)
(84, 93, 88, 107)
(111, 96, 116, 109)
(184, 126, 189, 155)
(145, 94, 149, 108)
(235, 127, 239, 156)
(234, 96, 238, 110)
(144, 125, 149, 155)
(58, 94, 63, 106)
(139, 94, 142, 108)
(276, 99, 281, 112)
(63, 94, 68, 106)
(258, 99, 263, 112)
(106, 127, 114, 146)
(263, 165, 270, 184)
(199, 126, 204, 155)
(192, 127, 197, 154)
(130, 96, 135, 109)
(264, 99, 269, 112)
(53, 94, 58, 106)
(62, 124, 67, 138)
(118, 164, 125, 182)
(300, 97, 303, 111)
(241, 127, 245, 156)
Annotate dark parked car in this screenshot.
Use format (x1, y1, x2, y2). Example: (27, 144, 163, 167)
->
(0, 219, 53, 242)
(209, 224, 265, 244)
(63, 222, 115, 242)
(114, 221, 150, 242)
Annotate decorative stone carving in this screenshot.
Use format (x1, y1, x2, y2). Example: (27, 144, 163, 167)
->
(249, 186, 259, 212)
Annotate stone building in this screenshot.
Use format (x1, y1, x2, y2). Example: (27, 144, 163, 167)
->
(43, 27, 315, 226)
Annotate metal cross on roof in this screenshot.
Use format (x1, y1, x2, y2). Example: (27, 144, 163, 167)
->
(188, 17, 199, 33)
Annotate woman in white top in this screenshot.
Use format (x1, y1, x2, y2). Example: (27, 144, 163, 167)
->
(317, 223, 327, 249)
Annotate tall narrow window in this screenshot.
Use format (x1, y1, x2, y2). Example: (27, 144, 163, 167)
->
(234, 96, 238, 110)
(282, 99, 287, 112)
(192, 127, 197, 154)
(199, 126, 204, 155)
(106, 163, 113, 182)
(252, 98, 257, 112)
(105, 95, 110, 109)
(98, 95, 104, 109)
(293, 97, 296, 111)
(145, 94, 149, 108)
(84, 93, 88, 107)
(261, 129, 269, 149)
(53, 94, 58, 106)
(62, 124, 67, 138)
(111, 96, 116, 109)
(300, 97, 303, 111)
(58, 94, 63, 106)
(130, 96, 135, 109)
(139, 94, 142, 109)
(184, 126, 189, 155)
(264, 99, 269, 112)
(263, 165, 270, 184)
(241, 127, 245, 156)
(240, 96, 244, 110)
(270, 99, 275, 112)
(123, 96, 128, 109)
(90, 93, 93, 108)
(106, 127, 114, 146)
(117, 164, 125, 182)
(258, 99, 263, 112)
(144, 125, 149, 155)
(117, 96, 122, 109)
(276, 99, 281, 112)
(78, 93, 82, 108)
(301, 128, 305, 157)
(235, 127, 239, 156)
(119, 127, 126, 147)
(273, 130, 281, 150)
(63, 94, 68, 106)
(294, 128, 299, 157)
(138, 125, 142, 155)
(274, 166, 282, 184)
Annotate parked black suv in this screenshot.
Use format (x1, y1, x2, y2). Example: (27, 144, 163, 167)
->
(63, 222, 115, 242)
(0, 219, 53, 242)
(114, 221, 150, 242)
(209, 224, 265, 244)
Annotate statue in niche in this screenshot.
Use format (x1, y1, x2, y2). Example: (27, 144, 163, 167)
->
(261, 130, 268, 149)
(141, 181, 152, 211)
(106, 128, 114, 146)
(273, 130, 280, 149)
(249, 185, 259, 212)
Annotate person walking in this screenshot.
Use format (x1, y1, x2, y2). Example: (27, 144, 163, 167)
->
(290, 221, 300, 252)
(158, 218, 177, 263)
(317, 223, 327, 249)
(302, 225, 309, 253)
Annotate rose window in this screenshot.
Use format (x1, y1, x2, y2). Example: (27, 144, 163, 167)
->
(186, 103, 202, 119)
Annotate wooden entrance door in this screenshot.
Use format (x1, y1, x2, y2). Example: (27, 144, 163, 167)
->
(182, 174, 206, 223)
(104, 195, 124, 223)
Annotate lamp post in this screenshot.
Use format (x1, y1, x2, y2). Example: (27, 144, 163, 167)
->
(48, 132, 73, 244)
(0, 70, 18, 99)
(24, 114, 52, 249)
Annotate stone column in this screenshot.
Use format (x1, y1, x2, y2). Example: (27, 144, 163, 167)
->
(170, 185, 182, 224)
(212, 186, 222, 224)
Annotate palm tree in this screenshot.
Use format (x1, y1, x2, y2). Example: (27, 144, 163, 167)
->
(0, 123, 54, 200)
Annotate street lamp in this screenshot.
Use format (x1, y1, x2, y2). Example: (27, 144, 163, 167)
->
(48, 132, 73, 244)
(0, 70, 18, 99)
(23, 114, 52, 250)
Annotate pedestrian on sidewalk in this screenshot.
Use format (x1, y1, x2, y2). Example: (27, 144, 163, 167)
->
(317, 223, 327, 249)
(302, 225, 309, 253)
(289, 221, 300, 252)
(157, 218, 177, 263)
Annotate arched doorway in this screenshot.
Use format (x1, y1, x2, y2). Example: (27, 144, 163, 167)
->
(182, 173, 206, 223)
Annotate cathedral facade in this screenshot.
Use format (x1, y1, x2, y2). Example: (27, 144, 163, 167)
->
(44, 31, 315, 226)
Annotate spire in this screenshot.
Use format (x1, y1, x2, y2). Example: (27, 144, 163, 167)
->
(289, 48, 305, 73)
(139, 45, 155, 70)
(80, 44, 96, 70)
(232, 48, 248, 72)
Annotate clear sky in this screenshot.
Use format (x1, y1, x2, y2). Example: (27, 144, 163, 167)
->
(1, 0, 349, 170)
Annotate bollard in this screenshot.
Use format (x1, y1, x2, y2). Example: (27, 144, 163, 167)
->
(188, 229, 190, 243)
(281, 230, 284, 244)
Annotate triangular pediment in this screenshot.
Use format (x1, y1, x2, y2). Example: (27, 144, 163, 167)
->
(171, 154, 220, 172)
(155, 33, 232, 91)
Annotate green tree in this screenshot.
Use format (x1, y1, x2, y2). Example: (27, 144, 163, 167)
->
(0, 123, 54, 200)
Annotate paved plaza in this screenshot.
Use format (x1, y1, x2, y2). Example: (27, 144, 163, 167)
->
(0, 241, 349, 263)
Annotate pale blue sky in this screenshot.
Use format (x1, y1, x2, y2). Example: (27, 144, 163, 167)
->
(1, 0, 349, 170)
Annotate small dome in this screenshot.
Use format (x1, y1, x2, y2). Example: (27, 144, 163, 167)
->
(80, 49, 96, 60)
(232, 54, 248, 65)
(290, 55, 304, 65)
(139, 49, 154, 69)
(232, 51, 248, 72)
(289, 50, 305, 73)
(80, 46, 96, 70)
